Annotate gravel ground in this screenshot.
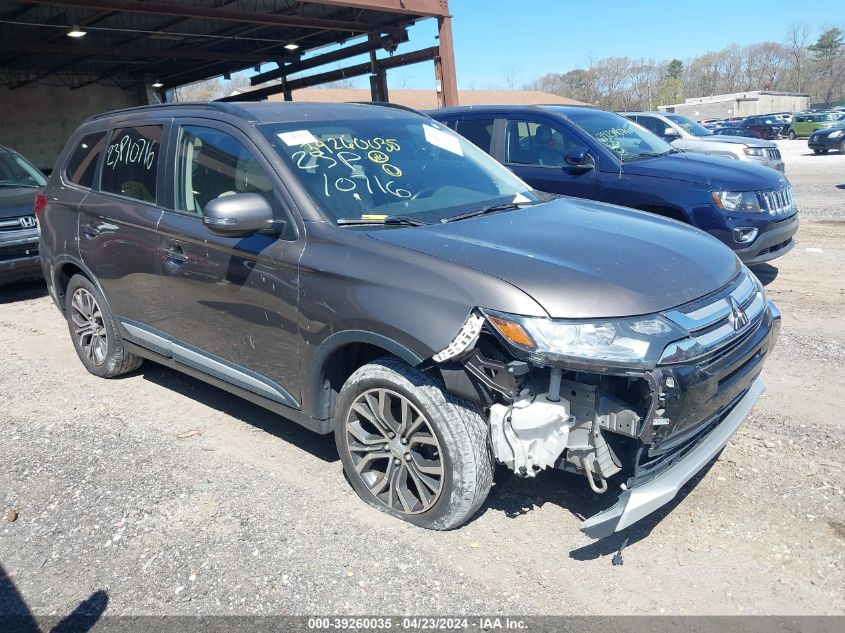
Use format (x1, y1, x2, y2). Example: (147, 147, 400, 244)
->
(1, 152, 844, 618)
(778, 138, 845, 219)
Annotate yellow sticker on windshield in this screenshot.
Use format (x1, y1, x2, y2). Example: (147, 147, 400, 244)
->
(361, 214, 388, 220)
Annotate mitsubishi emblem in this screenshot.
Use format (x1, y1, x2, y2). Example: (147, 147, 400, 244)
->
(728, 296, 749, 331)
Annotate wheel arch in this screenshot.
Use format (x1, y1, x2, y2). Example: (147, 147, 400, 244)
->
(51, 257, 109, 314)
(306, 330, 426, 422)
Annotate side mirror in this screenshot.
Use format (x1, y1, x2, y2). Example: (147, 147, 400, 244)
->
(663, 127, 680, 138)
(564, 147, 594, 172)
(203, 192, 275, 237)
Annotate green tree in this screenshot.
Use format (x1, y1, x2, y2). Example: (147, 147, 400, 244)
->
(656, 77, 683, 106)
(666, 59, 684, 80)
(808, 27, 844, 69)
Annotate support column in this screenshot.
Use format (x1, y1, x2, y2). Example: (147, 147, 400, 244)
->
(436, 14, 458, 107)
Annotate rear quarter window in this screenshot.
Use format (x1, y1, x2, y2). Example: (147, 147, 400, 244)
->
(101, 125, 162, 204)
(64, 132, 107, 189)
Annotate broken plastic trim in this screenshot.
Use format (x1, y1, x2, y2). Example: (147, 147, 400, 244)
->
(580, 378, 765, 539)
(432, 311, 484, 362)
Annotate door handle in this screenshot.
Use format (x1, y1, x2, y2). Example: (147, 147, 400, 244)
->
(81, 226, 100, 238)
(163, 245, 189, 264)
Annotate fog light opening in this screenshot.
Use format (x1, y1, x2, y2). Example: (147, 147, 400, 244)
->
(733, 227, 758, 244)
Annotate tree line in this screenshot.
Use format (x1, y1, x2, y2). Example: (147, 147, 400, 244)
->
(524, 25, 845, 111)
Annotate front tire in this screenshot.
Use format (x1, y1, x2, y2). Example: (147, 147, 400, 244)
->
(839, 140, 845, 154)
(335, 357, 493, 530)
(65, 274, 143, 378)
(788, 130, 796, 140)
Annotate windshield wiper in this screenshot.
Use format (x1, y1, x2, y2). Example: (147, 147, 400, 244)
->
(622, 149, 680, 162)
(336, 215, 429, 227)
(440, 200, 535, 224)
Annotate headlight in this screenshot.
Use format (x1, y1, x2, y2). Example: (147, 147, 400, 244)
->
(829, 130, 844, 139)
(481, 309, 685, 369)
(711, 190, 762, 212)
(743, 147, 765, 157)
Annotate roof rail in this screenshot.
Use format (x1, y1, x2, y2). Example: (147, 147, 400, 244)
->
(349, 101, 431, 118)
(85, 101, 248, 123)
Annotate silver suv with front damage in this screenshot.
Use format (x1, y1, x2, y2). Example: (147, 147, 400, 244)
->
(623, 111, 784, 173)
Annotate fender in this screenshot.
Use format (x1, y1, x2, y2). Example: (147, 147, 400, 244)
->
(306, 329, 426, 419)
(49, 255, 112, 315)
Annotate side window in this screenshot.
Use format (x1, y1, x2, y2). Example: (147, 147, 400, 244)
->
(504, 119, 576, 167)
(441, 119, 459, 131)
(174, 125, 273, 216)
(101, 125, 162, 204)
(65, 132, 106, 188)
(454, 118, 495, 153)
(636, 116, 665, 136)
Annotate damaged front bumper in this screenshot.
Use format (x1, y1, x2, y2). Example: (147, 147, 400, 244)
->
(432, 271, 778, 540)
(580, 377, 764, 538)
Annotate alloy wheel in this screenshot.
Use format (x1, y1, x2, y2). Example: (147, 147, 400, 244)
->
(345, 388, 444, 514)
(70, 288, 108, 365)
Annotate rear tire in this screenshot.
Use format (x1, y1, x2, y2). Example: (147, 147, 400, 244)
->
(813, 149, 822, 154)
(65, 274, 143, 378)
(335, 357, 493, 530)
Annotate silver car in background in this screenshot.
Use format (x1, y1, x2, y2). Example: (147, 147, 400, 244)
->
(621, 111, 785, 173)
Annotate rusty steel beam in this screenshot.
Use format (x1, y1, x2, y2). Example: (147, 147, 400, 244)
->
(297, 0, 450, 17)
(0, 39, 288, 64)
(221, 45, 439, 101)
(250, 30, 408, 85)
(23, 0, 373, 32)
(435, 14, 458, 106)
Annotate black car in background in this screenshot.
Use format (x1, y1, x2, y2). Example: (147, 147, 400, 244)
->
(711, 126, 763, 139)
(808, 121, 845, 154)
(0, 144, 46, 285)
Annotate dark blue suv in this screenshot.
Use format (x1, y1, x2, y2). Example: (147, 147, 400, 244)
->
(429, 106, 798, 264)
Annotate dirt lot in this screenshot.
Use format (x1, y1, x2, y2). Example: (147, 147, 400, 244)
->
(1, 139, 844, 617)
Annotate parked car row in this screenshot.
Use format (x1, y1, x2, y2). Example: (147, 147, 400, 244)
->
(700, 111, 845, 140)
(1, 100, 790, 542)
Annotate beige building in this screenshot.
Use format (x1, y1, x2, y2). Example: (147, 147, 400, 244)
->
(658, 90, 810, 120)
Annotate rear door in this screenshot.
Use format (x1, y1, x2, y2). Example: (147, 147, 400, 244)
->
(501, 115, 599, 199)
(79, 122, 166, 325)
(154, 120, 303, 406)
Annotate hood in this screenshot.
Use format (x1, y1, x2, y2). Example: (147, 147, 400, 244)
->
(814, 124, 845, 137)
(368, 198, 740, 319)
(620, 151, 785, 190)
(696, 135, 774, 148)
(0, 187, 39, 220)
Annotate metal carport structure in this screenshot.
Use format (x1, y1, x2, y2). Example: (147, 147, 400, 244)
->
(0, 0, 458, 168)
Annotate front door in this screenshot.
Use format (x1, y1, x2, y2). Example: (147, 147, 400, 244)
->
(501, 116, 599, 200)
(155, 122, 303, 407)
(79, 123, 166, 325)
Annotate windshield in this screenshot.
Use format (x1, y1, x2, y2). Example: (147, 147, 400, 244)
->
(665, 114, 712, 136)
(0, 151, 47, 187)
(260, 117, 538, 224)
(555, 108, 675, 161)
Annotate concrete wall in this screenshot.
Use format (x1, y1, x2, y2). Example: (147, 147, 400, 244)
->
(0, 83, 149, 172)
(659, 92, 810, 121)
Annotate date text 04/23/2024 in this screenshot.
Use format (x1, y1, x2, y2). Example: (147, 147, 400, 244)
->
(307, 617, 528, 630)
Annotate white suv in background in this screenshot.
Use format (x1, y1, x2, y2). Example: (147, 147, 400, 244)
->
(621, 112, 785, 173)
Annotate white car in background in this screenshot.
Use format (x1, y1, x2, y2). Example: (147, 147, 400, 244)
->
(621, 111, 785, 173)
